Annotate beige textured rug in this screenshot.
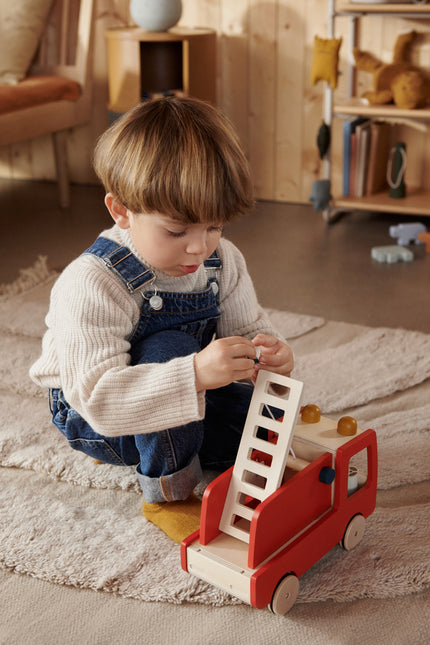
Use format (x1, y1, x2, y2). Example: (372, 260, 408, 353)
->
(0, 258, 429, 607)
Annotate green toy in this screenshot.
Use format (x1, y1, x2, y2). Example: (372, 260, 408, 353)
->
(387, 142, 407, 199)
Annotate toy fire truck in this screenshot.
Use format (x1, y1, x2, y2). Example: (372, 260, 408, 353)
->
(181, 370, 377, 615)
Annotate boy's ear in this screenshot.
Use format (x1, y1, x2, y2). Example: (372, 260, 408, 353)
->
(105, 193, 131, 229)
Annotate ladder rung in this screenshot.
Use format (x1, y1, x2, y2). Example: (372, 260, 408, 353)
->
(252, 416, 285, 435)
(249, 437, 277, 455)
(234, 481, 266, 500)
(243, 459, 271, 479)
(222, 522, 250, 543)
(259, 391, 291, 410)
(230, 503, 255, 522)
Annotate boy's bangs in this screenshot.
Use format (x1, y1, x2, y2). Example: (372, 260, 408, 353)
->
(138, 171, 235, 225)
(134, 144, 249, 224)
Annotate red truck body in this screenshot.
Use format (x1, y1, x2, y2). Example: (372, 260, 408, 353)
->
(181, 415, 377, 612)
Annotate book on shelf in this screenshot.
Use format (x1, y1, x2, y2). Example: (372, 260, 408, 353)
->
(365, 121, 391, 195)
(342, 118, 392, 198)
(354, 120, 371, 198)
(342, 117, 367, 197)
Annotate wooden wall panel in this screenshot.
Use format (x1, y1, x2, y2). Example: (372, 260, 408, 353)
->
(300, 0, 329, 204)
(248, 1, 277, 199)
(1, 0, 430, 205)
(218, 0, 250, 153)
(274, 3, 306, 202)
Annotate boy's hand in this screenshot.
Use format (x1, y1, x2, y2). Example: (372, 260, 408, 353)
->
(194, 336, 257, 392)
(251, 334, 294, 380)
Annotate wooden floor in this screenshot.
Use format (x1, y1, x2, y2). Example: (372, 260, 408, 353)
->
(1, 178, 429, 333)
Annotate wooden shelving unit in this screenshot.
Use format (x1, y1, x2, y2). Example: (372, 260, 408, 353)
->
(337, 2, 430, 14)
(334, 187, 430, 215)
(333, 98, 430, 120)
(323, 1, 430, 222)
(105, 27, 216, 115)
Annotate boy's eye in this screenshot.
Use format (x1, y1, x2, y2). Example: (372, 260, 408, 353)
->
(167, 229, 186, 238)
(166, 225, 222, 237)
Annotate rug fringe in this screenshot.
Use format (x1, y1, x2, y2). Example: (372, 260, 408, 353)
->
(0, 256, 57, 300)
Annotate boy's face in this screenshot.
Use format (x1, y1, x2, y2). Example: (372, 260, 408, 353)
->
(110, 200, 223, 277)
(130, 213, 223, 276)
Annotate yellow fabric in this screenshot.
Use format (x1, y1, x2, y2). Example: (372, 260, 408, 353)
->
(142, 494, 201, 544)
(310, 36, 342, 90)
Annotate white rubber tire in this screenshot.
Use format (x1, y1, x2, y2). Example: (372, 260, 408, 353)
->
(269, 574, 300, 616)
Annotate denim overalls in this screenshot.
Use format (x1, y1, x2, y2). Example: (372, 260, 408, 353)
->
(50, 237, 254, 503)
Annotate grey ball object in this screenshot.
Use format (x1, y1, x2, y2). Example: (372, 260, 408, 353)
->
(130, 0, 182, 32)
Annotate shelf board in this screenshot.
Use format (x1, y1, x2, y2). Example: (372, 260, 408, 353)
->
(333, 98, 430, 120)
(106, 26, 215, 42)
(337, 2, 430, 15)
(333, 187, 430, 215)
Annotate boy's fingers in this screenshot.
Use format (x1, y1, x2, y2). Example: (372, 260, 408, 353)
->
(252, 333, 278, 347)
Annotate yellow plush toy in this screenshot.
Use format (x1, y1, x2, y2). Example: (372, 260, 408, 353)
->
(353, 30, 430, 109)
(311, 35, 342, 89)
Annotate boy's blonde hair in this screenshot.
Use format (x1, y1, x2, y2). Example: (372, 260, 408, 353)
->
(93, 97, 254, 223)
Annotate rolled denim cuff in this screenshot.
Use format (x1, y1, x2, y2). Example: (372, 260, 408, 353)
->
(136, 454, 203, 503)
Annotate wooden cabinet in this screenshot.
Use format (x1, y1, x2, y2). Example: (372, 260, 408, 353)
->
(105, 27, 216, 116)
(323, 1, 430, 222)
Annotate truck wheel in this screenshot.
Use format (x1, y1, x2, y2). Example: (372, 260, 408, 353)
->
(269, 574, 299, 615)
(341, 514, 366, 551)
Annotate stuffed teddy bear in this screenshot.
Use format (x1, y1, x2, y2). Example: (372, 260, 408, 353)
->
(353, 30, 430, 109)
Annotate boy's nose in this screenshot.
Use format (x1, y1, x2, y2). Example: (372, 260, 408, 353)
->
(186, 235, 206, 255)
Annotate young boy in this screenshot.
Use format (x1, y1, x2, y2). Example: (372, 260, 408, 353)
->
(30, 97, 294, 543)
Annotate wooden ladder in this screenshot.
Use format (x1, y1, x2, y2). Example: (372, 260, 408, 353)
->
(219, 370, 303, 543)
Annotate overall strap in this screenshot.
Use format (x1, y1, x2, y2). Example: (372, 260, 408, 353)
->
(203, 250, 222, 299)
(82, 237, 155, 293)
(204, 251, 222, 270)
(83, 238, 222, 293)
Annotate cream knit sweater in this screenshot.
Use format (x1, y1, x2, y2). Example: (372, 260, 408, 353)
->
(30, 225, 282, 437)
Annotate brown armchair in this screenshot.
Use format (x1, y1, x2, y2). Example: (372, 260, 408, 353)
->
(0, 0, 94, 208)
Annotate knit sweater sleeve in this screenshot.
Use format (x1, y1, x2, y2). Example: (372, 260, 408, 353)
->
(216, 238, 284, 341)
(30, 256, 204, 437)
